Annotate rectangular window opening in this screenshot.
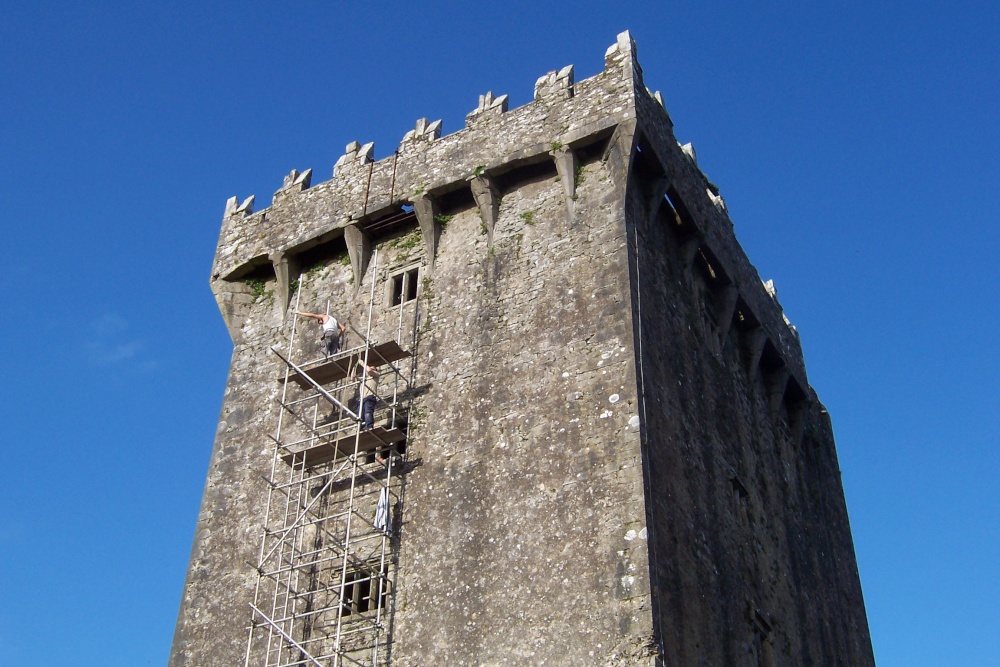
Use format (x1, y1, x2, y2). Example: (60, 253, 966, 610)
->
(390, 275, 404, 307)
(340, 562, 390, 618)
(405, 270, 418, 301)
(389, 267, 420, 307)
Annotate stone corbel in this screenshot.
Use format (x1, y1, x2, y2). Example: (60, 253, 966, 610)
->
(550, 146, 577, 222)
(743, 328, 767, 376)
(344, 222, 372, 294)
(765, 366, 790, 424)
(270, 250, 300, 314)
(680, 237, 701, 274)
(714, 285, 739, 345)
(646, 177, 670, 225)
(469, 174, 500, 246)
(210, 279, 250, 345)
(413, 194, 441, 270)
(788, 399, 807, 448)
(602, 119, 638, 196)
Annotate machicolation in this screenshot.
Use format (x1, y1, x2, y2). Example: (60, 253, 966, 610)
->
(172, 31, 875, 667)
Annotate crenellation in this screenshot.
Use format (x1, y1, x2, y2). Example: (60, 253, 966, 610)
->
(284, 167, 312, 190)
(534, 64, 575, 101)
(707, 186, 726, 211)
(213, 48, 638, 284)
(465, 91, 508, 125)
(639, 119, 809, 386)
(679, 141, 697, 165)
(179, 32, 873, 667)
(224, 194, 255, 218)
(604, 29, 642, 85)
(333, 140, 375, 176)
(400, 117, 443, 147)
(272, 168, 312, 204)
(763, 278, 778, 299)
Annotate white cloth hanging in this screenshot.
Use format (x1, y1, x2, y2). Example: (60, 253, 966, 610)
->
(374, 487, 391, 537)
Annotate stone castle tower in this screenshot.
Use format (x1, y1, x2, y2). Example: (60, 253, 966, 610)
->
(170, 32, 875, 667)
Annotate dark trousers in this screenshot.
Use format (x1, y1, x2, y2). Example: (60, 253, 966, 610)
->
(361, 396, 377, 429)
(321, 330, 340, 355)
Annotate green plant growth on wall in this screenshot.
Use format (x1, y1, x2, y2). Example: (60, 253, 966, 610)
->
(245, 278, 271, 302)
(305, 262, 326, 279)
(519, 210, 536, 226)
(387, 229, 422, 267)
(388, 229, 421, 251)
(418, 276, 434, 335)
(434, 213, 452, 227)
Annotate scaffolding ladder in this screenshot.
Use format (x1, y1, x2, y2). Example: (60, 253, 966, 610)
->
(245, 249, 415, 667)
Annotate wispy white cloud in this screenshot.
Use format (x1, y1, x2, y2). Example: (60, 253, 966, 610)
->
(85, 314, 158, 371)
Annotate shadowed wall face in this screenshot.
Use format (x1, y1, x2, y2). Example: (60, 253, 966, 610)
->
(170, 31, 873, 667)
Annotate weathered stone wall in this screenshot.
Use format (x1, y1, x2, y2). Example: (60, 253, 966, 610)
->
(391, 147, 654, 666)
(171, 31, 873, 667)
(626, 87, 875, 665)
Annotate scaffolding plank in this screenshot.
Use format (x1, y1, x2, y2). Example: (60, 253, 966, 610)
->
(284, 341, 411, 388)
(281, 427, 406, 468)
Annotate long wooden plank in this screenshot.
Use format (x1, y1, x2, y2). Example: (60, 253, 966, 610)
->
(284, 341, 411, 388)
(280, 427, 406, 468)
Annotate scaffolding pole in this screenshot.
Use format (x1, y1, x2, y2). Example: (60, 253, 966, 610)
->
(246, 245, 416, 667)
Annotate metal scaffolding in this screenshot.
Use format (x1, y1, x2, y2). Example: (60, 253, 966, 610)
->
(245, 248, 415, 667)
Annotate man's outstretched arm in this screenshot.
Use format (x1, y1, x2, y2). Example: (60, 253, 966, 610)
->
(295, 311, 327, 323)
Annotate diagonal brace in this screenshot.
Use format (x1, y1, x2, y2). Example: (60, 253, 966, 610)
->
(272, 347, 359, 420)
(249, 603, 324, 667)
(256, 473, 336, 568)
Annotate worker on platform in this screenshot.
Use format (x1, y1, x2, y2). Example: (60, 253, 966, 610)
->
(296, 310, 347, 356)
(350, 361, 380, 431)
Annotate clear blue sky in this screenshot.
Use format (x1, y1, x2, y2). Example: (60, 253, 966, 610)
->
(1, 2, 996, 665)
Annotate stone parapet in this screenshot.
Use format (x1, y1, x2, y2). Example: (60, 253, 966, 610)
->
(181, 31, 875, 667)
(211, 36, 638, 284)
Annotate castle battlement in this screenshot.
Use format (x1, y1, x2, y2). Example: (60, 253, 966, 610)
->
(177, 32, 874, 667)
(212, 31, 805, 407)
(213, 34, 642, 282)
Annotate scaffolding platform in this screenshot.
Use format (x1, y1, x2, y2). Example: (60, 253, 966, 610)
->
(250, 246, 410, 667)
(284, 341, 411, 388)
(281, 426, 407, 468)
